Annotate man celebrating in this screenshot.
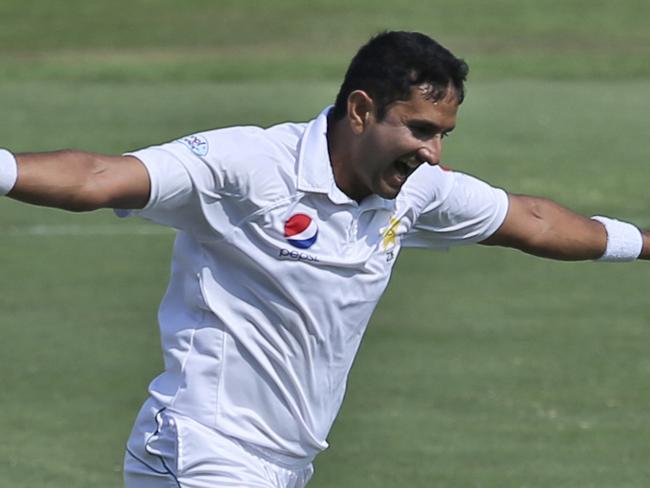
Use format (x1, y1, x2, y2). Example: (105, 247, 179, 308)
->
(0, 31, 646, 487)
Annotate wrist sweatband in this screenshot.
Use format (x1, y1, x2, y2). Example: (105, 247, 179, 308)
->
(0, 149, 18, 196)
(591, 216, 643, 262)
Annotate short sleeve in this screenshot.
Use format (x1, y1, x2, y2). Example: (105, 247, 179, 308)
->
(114, 144, 196, 230)
(402, 171, 509, 250)
(114, 126, 295, 237)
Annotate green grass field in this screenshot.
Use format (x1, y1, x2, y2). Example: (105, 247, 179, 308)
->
(1, 1, 649, 487)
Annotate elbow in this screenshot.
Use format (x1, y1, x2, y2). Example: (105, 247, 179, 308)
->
(513, 197, 557, 254)
(522, 195, 552, 221)
(60, 152, 113, 212)
(483, 194, 555, 255)
(63, 183, 112, 212)
(59, 200, 104, 213)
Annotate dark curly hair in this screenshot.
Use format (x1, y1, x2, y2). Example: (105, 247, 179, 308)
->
(331, 31, 469, 121)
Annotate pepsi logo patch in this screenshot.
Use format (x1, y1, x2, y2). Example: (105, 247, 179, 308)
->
(284, 213, 318, 249)
(178, 134, 209, 156)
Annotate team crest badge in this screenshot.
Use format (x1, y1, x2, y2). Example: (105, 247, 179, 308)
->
(381, 216, 401, 251)
(178, 134, 209, 156)
(284, 214, 318, 249)
(380, 216, 402, 262)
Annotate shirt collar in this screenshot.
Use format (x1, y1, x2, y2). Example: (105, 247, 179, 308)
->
(296, 106, 395, 212)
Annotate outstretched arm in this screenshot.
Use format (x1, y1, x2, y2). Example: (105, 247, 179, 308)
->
(3, 150, 150, 212)
(481, 194, 650, 260)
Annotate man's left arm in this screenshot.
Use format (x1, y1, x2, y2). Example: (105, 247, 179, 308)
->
(480, 193, 650, 261)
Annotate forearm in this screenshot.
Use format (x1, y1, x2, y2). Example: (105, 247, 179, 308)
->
(10, 150, 108, 211)
(2, 149, 149, 212)
(482, 194, 647, 261)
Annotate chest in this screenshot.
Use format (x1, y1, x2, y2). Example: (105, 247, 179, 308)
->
(193, 193, 417, 323)
(276, 196, 405, 269)
(218, 193, 411, 280)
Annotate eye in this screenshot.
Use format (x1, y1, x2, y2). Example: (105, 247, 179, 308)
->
(408, 124, 436, 140)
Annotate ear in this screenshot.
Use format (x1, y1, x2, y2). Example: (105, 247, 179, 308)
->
(346, 90, 375, 135)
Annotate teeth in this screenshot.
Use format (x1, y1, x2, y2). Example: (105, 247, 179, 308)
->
(398, 158, 420, 169)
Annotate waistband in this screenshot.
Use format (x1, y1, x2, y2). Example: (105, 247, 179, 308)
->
(161, 405, 316, 470)
(234, 436, 316, 471)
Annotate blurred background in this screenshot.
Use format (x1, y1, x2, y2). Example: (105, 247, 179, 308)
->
(0, 1, 649, 486)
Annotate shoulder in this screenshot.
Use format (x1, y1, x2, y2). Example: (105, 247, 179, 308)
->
(178, 122, 308, 203)
(397, 164, 456, 214)
(398, 164, 507, 221)
(181, 121, 306, 166)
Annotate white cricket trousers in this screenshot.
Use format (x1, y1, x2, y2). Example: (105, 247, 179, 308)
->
(123, 401, 314, 488)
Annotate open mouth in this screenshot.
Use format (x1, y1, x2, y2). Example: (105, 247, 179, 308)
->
(394, 157, 420, 178)
(385, 158, 420, 190)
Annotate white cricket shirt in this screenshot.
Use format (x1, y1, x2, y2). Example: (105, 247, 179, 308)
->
(120, 107, 509, 465)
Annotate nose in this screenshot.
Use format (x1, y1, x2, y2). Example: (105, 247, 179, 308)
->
(416, 134, 443, 166)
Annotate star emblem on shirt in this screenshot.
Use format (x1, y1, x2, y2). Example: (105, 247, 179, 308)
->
(381, 216, 401, 252)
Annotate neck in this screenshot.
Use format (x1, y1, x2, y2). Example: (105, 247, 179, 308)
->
(326, 115, 368, 202)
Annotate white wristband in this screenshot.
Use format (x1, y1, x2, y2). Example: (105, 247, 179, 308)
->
(0, 149, 18, 196)
(591, 216, 643, 262)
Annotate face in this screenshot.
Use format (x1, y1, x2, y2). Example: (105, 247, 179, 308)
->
(348, 86, 459, 200)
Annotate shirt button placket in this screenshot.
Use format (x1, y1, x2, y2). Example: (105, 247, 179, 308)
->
(348, 209, 360, 243)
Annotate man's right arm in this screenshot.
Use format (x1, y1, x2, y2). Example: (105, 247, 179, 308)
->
(6, 150, 150, 212)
